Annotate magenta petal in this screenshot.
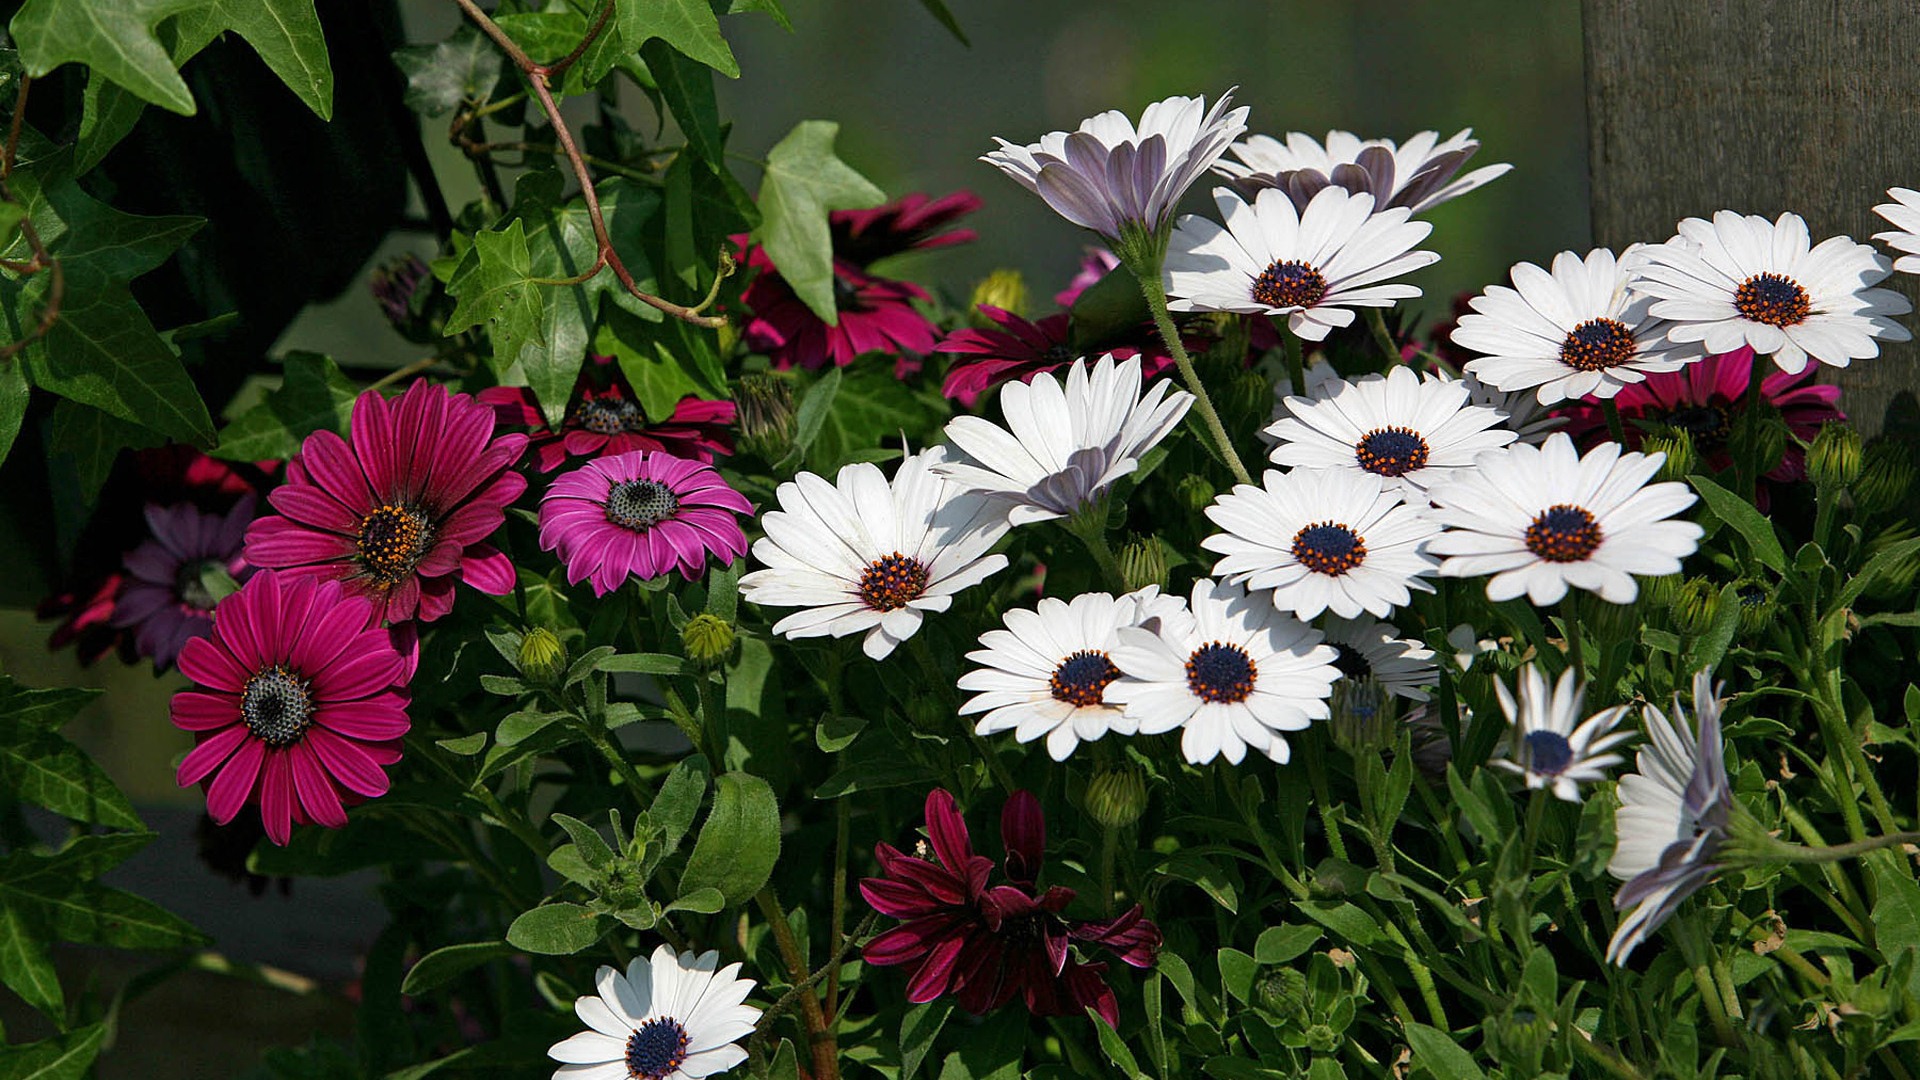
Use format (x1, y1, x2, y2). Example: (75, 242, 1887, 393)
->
(258, 751, 295, 845)
(905, 934, 969, 1003)
(459, 545, 515, 595)
(172, 690, 240, 732)
(314, 700, 410, 741)
(246, 516, 356, 569)
(288, 743, 348, 829)
(305, 727, 392, 798)
(268, 485, 360, 535)
(297, 430, 375, 512)
(310, 638, 404, 702)
(925, 790, 976, 879)
(177, 725, 251, 787)
(350, 387, 400, 497)
(859, 877, 939, 918)
(1000, 790, 1045, 885)
(179, 635, 249, 693)
(203, 736, 267, 823)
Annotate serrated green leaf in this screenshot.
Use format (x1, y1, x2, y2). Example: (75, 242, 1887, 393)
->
(11, 0, 199, 115)
(754, 120, 884, 324)
(0, 715, 143, 828)
(212, 351, 358, 460)
(506, 901, 609, 955)
(445, 217, 546, 379)
(0, 902, 62, 1018)
(679, 771, 780, 906)
(392, 25, 503, 117)
(172, 0, 333, 119)
(399, 941, 516, 996)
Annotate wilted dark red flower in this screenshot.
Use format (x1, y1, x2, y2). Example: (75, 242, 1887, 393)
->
(477, 355, 735, 473)
(831, 190, 981, 267)
(936, 306, 1177, 406)
(860, 789, 1160, 1026)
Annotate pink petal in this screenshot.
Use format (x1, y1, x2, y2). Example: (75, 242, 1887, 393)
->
(172, 690, 241, 732)
(459, 545, 516, 595)
(305, 727, 393, 798)
(177, 724, 251, 787)
(178, 635, 250, 693)
(258, 751, 295, 845)
(288, 743, 349, 829)
(314, 699, 411, 741)
(203, 736, 267, 822)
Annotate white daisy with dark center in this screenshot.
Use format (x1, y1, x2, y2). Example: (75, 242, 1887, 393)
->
(1628, 210, 1912, 375)
(739, 445, 1011, 660)
(1212, 128, 1511, 215)
(959, 586, 1186, 761)
(1265, 365, 1514, 493)
(1453, 371, 1564, 446)
(1873, 187, 1920, 275)
(1163, 186, 1439, 341)
(1423, 433, 1702, 606)
(1202, 468, 1439, 619)
(1490, 664, 1633, 803)
(547, 944, 761, 1080)
(1259, 357, 1342, 447)
(1321, 615, 1438, 702)
(1450, 247, 1702, 405)
(936, 354, 1194, 526)
(1107, 579, 1340, 765)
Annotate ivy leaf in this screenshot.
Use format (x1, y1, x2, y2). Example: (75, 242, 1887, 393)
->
(47, 399, 166, 502)
(579, 0, 740, 84)
(10, 0, 200, 115)
(678, 772, 781, 906)
(171, 0, 335, 120)
(212, 352, 357, 461)
(0, 356, 28, 471)
(642, 39, 721, 168)
(392, 24, 504, 117)
(755, 121, 884, 324)
(445, 217, 547, 380)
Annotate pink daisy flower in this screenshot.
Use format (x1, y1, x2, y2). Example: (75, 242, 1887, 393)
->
(740, 247, 938, 373)
(244, 381, 528, 625)
(112, 497, 258, 672)
(936, 305, 1178, 405)
(478, 356, 735, 473)
(831, 190, 981, 267)
(539, 451, 753, 595)
(171, 571, 412, 846)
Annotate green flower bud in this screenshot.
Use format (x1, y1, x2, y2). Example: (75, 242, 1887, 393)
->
(1254, 967, 1308, 1018)
(969, 269, 1029, 319)
(1863, 524, 1920, 602)
(1668, 577, 1721, 636)
(736, 373, 796, 462)
(1806, 422, 1864, 489)
(1642, 425, 1697, 483)
(681, 613, 737, 667)
(1085, 766, 1149, 830)
(1176, 474, 1216, 513)
(1733, 578, 1775, 634)
(1226, 369, 1271, 426)
(1117, 535, 1169, 594)
(518, 626, 567, 685)
(1330, 677, 1399, 755)
(1853, 439, 1915, 516)
(1489, 1005, 1552, 1071)
(1579, 592, 1639, 640)
(1750, 413, 1790, 477)
(1640, 573, 1682, 611)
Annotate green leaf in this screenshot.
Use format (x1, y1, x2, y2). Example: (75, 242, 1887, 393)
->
(392, 25, 503, 117)
(0, 1023, 107, 1080)
(650, 754, 710, 854)
(1200, 1059, 1284, 1080)
(22, 282, 212, 445)
(0, 348, 27, 470)
(727, 0, 792, 31)
(899, 999, 952, 1080)
(11, 0, 198, 115)
(1401, 1021, 1488, 1080)
(400, 941, 517, 996)
(786, 365, 840, 463)
(496, 709, 569, 747)
(581, 0, 740, 84)
(1088, 1011, 1144, 1078)
(213, 352, 358, 460)
(0, 876, 205, 950)
(1253, 924, 1322, 965)
(806, 362, 945, 472)
(0, 902, 62, 1017)
(45, 399, 165, 502)
(1294, 901, 1382, 947)
(1870, 851, 1920, 998)
(914, 0, 970, 45)
(1216, 948, 1256, 1004)
(446, 217, 546, 373)
(666, 886, 725, 914)
(506, 901, 609, 955)
(596, 652, 686, 675)
(1689, 475, 1786, 574)
(171, 0, 334, 119)
(0, 680, 100, 731)
(0, 714, 142, 828)
(815, 714, 866, 753)
(550, 813, 614, 868)
(679, 772, 781, 906)
(754, 121, 884, 324)
(435, 731, 488, 756)
(643, 39, 721, 167)
(815, 758, 933, 799)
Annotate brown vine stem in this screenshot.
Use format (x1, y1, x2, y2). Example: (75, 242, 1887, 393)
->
(0, 73, 63, 362)
(754, 888, 840, 1080)
(451, 0, 728, 329)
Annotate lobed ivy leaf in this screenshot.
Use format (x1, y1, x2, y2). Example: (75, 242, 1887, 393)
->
(393, 25, 504, 117)
(10, 0, 199, 115)
(212, 352, 358, 461)
(445, 218, 547, 383)
(170, 0, 334, 119)
(577, 0, 740, 85)
(754, 121, 884, 324)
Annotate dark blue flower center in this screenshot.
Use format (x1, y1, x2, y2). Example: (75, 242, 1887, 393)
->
(625, 1017, 690, 1080)
(1558, 318, 1636, 371)
(858, 552, 930, 611)
(1043, 342, 1074, 364)
(1186, 641, 1257, 704)
(1660, 405, 1731, 449)
(1524, 504, 1603, 563)
(1329, 644, 1372, 680)
(241, 664, 314, 748)
(1733, 272, 1810, 327)
(1050, 649, 1120, 707)
(357, 504, 432, 586)
(1524, 730, 1575, 776)
(1251, 260, 1328, 309)
(605, 479, 681, 532)
(1291, 522, 1367, 575)
(577, 397, 646, 435)
(1354, 426, 1430, 477)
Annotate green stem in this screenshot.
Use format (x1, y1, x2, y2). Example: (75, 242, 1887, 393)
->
(1734, 349, 1770, 499)
(1066, 514, 1126, 592)
(1767, 830, 1920, 864)
(584, 722, 654, 804)
(1602, 397, 1628, 445)
(754, 889, 839, 1080)
(697, 671, 728, 767)
(1283, 325, 1309, 397)
(1364, 307, 1402, 365)
(1303, 733, 1351, 863)
(826, 799, 850, 1019)
(1128, 254, 1252, 485)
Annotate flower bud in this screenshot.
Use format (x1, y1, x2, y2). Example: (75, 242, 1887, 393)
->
(1226, 369, 1271, 426)
(1085, 766, 1148, 830)
(1750, 413, 1790, 477)
(968, 269, 1028, 319)
(736, 374, 796, 462)
(1852, 439, 1915, 516)
(1330, 677, 1398, 755)
(1668, 577, 1721, 636)
(1117, 535, 1168, 594)
(1806, 422, 1863, 489)
(518, 626, 567, 685)
(1176, 474, 1216, 513)
(1733, 579, 1775, 634)
(1579, 592, 1639, 640)
(1642, 425, 1696, 483)
(1863, 525, 1920, 602)
(370, 254, 436, 342)
(681, 613, 736, 667)
(1254, 967, 1308, 1018)
(1640, 573, 1681, 611)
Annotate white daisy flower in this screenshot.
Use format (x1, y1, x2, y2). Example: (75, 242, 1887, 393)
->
(959, 586, 1186, 761)
(1450, 247, 1703, 405)
(1202, 468, 1439, 620)
(1323, 614, 1437, 702)
(1629, 210, 1912, 375)
(981, 91, 1249, 241)
(739, 446, 1010, 660)
(1445, 623, 1499, 671)
(1455, 371, 1564, 446)
(936, 354, 1194, 526)
(1872, 187, 1920, 274)
(548, 944, 761, 1080)
(1164, 186, 1439, 341)
(1260, 357, 1343, 445)
(1425, 433, 1701, 606)
(1264, 365, 1515, 493)
(1107, 578, 1339, 765)
(1607, 669, 1731, 965)
(1212, 128, 1511, 215)
(1490, 665, 1632, 802)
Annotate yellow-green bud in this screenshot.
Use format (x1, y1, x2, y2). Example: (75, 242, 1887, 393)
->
(1643, 426, 1697, 483)
(1852, 439, 1915, 516)
(1176, 474, 1216, 513)
(518, 626, 567, 684)
(681, 613, 737, 667)
(1580, 591, 1639, 640)
(1806, 422, 1863, 489)
(1085, 766, 1149, 830)
(968, 269, 1029, 319)
(1733, 579, 1775, 634)
(1751, 414, 1790, 477)
(1669, 577, 1721, 636)
(1117, 535, 1169, 594)
(736, 373, 796, 462)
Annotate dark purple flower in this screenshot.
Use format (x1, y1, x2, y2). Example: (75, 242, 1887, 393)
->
(371, 254, 432, 330)
(936, 306, 1178, 406)
(831, 191, 981, 267)
(477, 355, 735, 474)
(112, 497, 258, 671)
(860, 789, 1160, 1026)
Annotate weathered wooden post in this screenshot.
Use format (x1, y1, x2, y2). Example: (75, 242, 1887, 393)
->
(1581, 0, 1920, 433)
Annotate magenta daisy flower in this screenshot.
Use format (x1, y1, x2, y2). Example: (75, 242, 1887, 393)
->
(111, 497, 258, 671)
(539, 451, 753, 595)
(1557, 346, 1844, 485)
(831, 190, 981, 267)
(740, 246, 938, 373)
(936, 305, 1178, 405)
(171, 571, 412, 846)
(478, 356, 735, 473)
(244, 381, 528, 625)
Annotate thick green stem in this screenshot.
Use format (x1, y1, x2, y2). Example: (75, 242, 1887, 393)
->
(1364, 306, 1402, 365)
(1602, 397, 1628, 445)
(755, 889, 839, 1080)
(1128, 256, 1253, 485)
(1734, 349, 1770, 499)
(1283, 325, 1309, 396)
